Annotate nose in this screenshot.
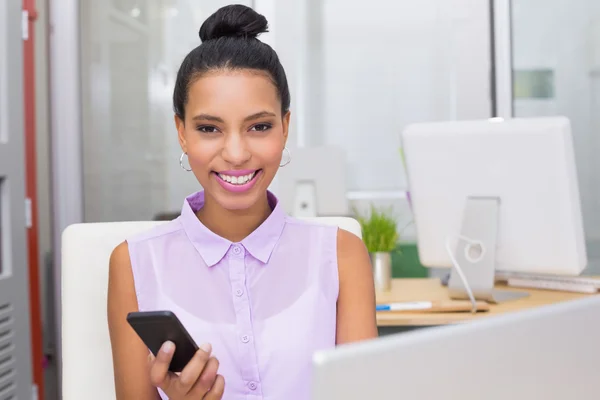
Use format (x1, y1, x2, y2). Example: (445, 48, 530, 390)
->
(222, 133, 251, 166)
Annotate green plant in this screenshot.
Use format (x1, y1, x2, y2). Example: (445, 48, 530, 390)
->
(355, 204, 400, 253)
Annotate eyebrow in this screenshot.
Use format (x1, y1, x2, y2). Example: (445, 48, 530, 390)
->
(191, 111, 276, 123)
(244, 111, 277, 122)
(192, 114, 224, 123)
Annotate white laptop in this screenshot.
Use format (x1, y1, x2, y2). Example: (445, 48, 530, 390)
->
(312, 295, 600, 400)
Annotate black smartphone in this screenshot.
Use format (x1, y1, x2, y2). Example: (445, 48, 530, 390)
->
(126, 310, 199, 372)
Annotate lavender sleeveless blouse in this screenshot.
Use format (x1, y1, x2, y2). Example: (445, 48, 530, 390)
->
(127, 191, 339, 400)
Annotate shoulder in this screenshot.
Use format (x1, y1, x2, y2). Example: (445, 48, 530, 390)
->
(110, 240, 131, 265)
(108, 219, 182, 284)
(336, 228, 370, 272)
(109, 241, 134, 287)
(280, 216, 366, 261)
(283, 216, 353, 236)
(126, 218, 184, 245)
(281, 216, 339, 240)
(113, 220, 185, 285)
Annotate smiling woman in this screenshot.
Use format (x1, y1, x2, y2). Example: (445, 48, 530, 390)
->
(176, 71, 288, 214)
(106, 4, 377, 400)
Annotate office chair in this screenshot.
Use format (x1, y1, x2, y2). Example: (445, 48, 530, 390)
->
(61, 217, 362, 400)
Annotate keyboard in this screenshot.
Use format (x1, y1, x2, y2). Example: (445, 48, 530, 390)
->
(496, 271, 600, 294)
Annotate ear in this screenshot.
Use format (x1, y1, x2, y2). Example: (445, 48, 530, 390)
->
(282, 111, 291, 145)
(175, 114, 187, 153)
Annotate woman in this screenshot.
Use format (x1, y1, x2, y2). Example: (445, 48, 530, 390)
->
(107, 4, 377, 399)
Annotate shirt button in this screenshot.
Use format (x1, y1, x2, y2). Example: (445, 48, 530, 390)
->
(241, 335, 250, 343)
(232, 244, 242, 255)
(235, 288, 244, 297)
(248, 382, 257, 390)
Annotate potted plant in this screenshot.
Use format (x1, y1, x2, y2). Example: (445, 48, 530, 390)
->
(355, 205, 399, 292)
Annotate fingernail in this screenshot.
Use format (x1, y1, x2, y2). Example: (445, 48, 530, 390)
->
(161, 341, 175, 354)
(199, 343, 212, 353)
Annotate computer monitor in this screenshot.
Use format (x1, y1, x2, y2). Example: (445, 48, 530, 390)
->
(312, 295, 600, 400)
(276, 146, 348, 217)
(400, 117, 587, 303)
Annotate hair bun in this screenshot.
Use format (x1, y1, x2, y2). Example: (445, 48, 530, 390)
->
(199, 4, 268, 42)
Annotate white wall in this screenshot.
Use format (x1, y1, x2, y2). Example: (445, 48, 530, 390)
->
(512, 0, 600, 246)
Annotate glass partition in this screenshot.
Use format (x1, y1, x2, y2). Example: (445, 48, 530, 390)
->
(512, 0, 600, 272)
(80, 0, 252, 222)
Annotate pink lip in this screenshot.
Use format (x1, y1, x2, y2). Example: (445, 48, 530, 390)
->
(216, 169, 257, 177)
(213, 170, 262, 193)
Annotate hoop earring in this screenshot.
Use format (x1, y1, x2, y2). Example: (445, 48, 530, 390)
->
(279, 147, 291, 167)
(179, 152, 192, 172)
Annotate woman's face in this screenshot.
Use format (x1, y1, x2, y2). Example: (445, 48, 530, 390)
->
(176, 70, 290, 211)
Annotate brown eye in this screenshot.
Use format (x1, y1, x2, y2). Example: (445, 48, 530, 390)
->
(197, 125, 219, 134)
(251, 123, 272, 132)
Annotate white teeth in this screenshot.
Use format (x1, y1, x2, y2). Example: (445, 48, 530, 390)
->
(218, 171, 257, 185)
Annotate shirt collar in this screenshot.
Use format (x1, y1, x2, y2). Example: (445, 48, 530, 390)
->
(179, 190, 286, 266)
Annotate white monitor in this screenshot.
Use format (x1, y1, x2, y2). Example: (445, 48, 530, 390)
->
(276, 146, 349, 217)
(312, 295, 600, 400)
(401, 117, 587, 279)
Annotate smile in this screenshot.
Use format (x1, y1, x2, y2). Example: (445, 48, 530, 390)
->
(213, 169, 262, 193)
(217, 170, 258, 185)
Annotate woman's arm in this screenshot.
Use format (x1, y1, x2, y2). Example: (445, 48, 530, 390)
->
(107, 242, 161, 399)
(335, 229, 379, 344)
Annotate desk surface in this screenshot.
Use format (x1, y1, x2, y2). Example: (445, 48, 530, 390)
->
(376, 278, 598, 326)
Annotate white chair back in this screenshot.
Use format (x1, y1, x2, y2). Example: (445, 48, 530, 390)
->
(61, 217, 361, 400)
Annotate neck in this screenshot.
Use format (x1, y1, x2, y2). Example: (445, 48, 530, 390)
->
(196, 191, 273, 242)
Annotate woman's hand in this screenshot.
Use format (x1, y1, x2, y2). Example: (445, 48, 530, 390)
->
(149, 341, 225, 399)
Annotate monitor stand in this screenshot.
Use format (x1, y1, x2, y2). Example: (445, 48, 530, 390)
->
(448, 196, 529, 308)
(293, 180, 317, 218)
